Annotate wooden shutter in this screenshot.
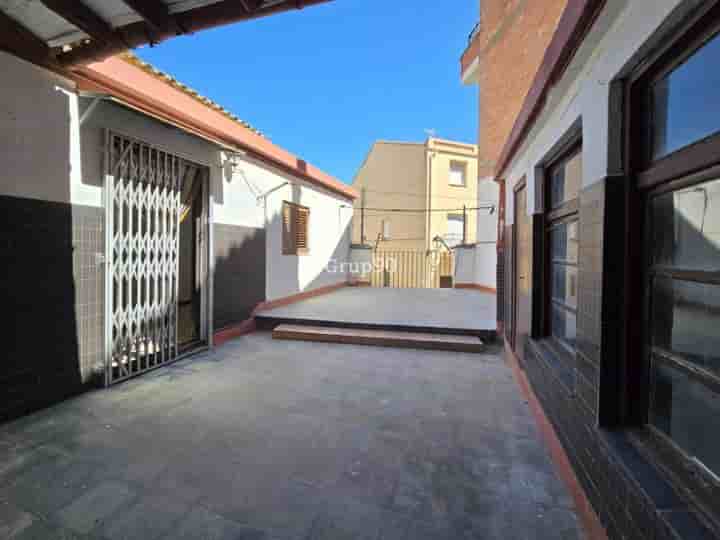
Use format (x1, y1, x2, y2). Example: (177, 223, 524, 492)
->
(282, 202, 294, 254)
(295, 205, 309, 253)
(282, 201, 309, 255)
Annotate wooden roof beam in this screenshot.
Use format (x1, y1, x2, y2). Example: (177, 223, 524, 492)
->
(39, 0, 122, 46)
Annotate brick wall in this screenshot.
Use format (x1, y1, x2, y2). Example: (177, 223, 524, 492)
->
(475, 0, 568, 175)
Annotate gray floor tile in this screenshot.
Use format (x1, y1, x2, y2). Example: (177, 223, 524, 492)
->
(100, 494, 190, 540)
(162, 506, 268, 540)
(57, 481, 136, 534)
(1, 334, 582, 540)
(0, 500, 35, 539)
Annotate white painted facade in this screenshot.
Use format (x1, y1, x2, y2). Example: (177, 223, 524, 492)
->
(453, 176, 499, 289)
(0, 49, 354, 308)
(220, 154, 353, 301)
(501, 0, 687, 223)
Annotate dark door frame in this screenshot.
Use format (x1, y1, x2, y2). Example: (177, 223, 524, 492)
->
(512, 178, 527, 352)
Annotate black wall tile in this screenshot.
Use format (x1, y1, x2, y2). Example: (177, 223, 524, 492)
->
(0, 195, 103, 423)
(213, 223, 266, 330)
(507, 177, 719, 539)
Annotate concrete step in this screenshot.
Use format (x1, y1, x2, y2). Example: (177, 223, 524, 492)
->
(272, 324, 484, 353)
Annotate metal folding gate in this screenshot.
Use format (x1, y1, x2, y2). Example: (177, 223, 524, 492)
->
(370, 249, 454, 288)
(103, 131, 199, 385)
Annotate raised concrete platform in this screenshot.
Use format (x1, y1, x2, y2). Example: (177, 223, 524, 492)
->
(256, 287, 497, 339)
(273, 324, 485, 353)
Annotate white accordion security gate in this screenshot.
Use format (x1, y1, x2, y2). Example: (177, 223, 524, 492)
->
(103, 131, 200, 386)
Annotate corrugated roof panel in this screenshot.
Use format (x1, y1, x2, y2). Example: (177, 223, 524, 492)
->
(0, 0, 84, 42)
(81, 0, 229, 28)
(80, 0, 144, 28)
(0, 0, 233, 47)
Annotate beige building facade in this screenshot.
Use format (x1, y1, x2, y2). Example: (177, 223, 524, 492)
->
(352, 138, 480, 251)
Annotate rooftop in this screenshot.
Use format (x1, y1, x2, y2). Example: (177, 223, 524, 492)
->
(73, 53, 357, 201)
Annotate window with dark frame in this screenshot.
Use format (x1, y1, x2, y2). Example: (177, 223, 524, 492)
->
(282, 201, 309, 255)
(632, 10, 720, 510)
(545, 145, 581, 352)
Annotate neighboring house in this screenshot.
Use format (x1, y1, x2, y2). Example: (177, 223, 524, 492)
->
(352, 138, 488, 251)
(463, 1, 720, 539)
(0, 50, 355, 421)
(461, 0, 568, 329)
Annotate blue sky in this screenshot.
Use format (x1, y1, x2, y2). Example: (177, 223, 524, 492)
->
(136, 0, 478, 184)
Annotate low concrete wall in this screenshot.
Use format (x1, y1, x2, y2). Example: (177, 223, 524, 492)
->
(454, 243, 497, 292)
(349, 244, 373, 284)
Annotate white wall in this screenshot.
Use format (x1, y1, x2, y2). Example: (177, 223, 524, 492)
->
(82, 98, 354, 302)
(80, 98, 223, 209)
(451, 176, 499, 289)
(476, 176, 499, 242)
(1, 50, 353, 306)
(454, 247, 475, 284)
(220, 153, 354, 301)
(0, 51, 78, 204)
(264, 175, 353, 301)
(502, 0, 687, 223)
(454, 244, 497, 290)
(474, 243, 497, 289)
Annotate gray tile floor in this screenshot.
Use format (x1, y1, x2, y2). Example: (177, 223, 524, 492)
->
(256, 288, 497, 333)
(0, 334, 582, 540)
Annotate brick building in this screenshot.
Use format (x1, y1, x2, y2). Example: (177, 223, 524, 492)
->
(463, 0, 720, 538)
(461, 0, 568, 331)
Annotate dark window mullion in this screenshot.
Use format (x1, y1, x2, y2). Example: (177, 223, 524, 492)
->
(550, 259, 579, 266)
(649, 266, 720, 285)
(551, 298, 577, 315)
(652, 347, 720, 393)
(547, 200, 579, 222)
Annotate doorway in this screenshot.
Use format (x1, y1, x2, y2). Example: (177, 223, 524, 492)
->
(178, 165, 207, 352)
(104, 131, 210, 386)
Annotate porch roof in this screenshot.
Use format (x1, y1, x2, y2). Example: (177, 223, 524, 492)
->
(0, 0, 333, 68)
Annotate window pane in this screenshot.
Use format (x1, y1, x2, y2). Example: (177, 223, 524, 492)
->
(650, 360, 720, 477)
(651, 177, 720, 271)
(651, 31, 720, 160)
(551, 303, 576, 349)
(449, 161, 466, 186)
(445, 214, 464, 247)
(652, 277, 720, 378)
(552, 264, 578, 309)
(550, 150, 582, 208)
(551, 221, 579, 263)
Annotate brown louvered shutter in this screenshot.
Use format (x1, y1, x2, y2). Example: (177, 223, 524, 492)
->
(295, 206, 309, 253)
(282, 201, 309, 255)
(282, 202, 294, 254)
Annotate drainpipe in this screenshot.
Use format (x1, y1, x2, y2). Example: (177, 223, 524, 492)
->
(425, 144, 434, 253)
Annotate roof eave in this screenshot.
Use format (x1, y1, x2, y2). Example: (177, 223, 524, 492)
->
(73, 56, 357, 201)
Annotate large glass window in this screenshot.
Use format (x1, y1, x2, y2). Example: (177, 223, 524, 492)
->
(650, 31, 720, 160)
(647, 177, 720, 478)
(633, 8, 720, 517)
(546, 146, 581, 351)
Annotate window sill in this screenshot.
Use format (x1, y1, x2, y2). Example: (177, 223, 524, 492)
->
(627, 427, 720, 535)
(282, 251, 310, 256)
